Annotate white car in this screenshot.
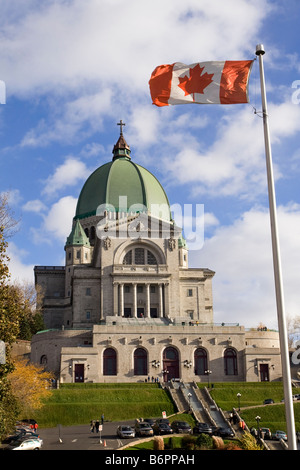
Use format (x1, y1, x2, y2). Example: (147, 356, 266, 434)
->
(8, 437, 43, 450)
(116, 425, 135, 439)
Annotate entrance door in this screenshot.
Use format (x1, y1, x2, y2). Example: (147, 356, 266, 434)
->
(260, 364, 269, 381)
(74, 364, 84, 383)
(163, 347, 179, 382)
(137, 307, 144, 318)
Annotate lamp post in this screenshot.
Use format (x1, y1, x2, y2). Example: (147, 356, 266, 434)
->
(205, 369, 212, 388)
(187, 392, 192, 411)
(237, 393, 241, 412)
(255, 415, 261, 438)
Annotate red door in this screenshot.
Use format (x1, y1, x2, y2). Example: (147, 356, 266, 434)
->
(163, 347, 179, 382)
(74, 364, 84, 383)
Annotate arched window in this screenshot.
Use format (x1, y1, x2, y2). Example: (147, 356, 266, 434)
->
(122, 248, 157, 266)
(194, 348, 208, 376)
(134, 348, 148, 375)
(224, 348, 238, 376)
(40, 355, 47, 365)
(103, 348, 117, 376)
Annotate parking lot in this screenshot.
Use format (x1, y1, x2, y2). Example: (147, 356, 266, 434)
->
(39, 420, 139, 451)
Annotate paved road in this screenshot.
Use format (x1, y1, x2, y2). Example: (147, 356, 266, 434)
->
(39, 420, 138, 451)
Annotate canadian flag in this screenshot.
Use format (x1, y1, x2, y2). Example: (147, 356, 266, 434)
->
(149, 60, 254, 107)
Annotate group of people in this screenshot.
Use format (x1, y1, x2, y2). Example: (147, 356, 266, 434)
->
(90, 415, 104, 433)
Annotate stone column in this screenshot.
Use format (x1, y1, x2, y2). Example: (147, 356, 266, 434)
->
(133, 283, 137, 318)
(159, 283, 163, 318)
(113, 282, 119, 316)
(119, 283, 124, 317)
(146, 283, 150, 318)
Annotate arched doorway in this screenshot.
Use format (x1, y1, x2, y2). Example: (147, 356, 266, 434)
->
(194, 348, 208, 376)
(103, 348, 117, 376)
(134, 348, 148, 376)
(162, 347, 179, 382)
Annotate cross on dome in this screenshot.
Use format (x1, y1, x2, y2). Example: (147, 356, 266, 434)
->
(117, 120, 125, 135)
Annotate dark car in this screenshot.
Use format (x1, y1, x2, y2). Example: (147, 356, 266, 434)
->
(193, 422, 213, 435)
(214, 427, 235, 438)
(153, 422, 173, 435)
(2, 430, 40, 444)
(155, 418, 170, 425)
(263, 398, 274, 405)
(171, 421, 192, 434)
(143, 418, 156, 428)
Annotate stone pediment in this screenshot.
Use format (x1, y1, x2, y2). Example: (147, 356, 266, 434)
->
(96, 211, 181, 241)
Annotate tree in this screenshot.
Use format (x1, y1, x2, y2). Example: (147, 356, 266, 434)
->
(0, 225, 23, 439)
(9, 358, 54, 414)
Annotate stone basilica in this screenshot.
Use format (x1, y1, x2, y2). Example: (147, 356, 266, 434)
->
(31, 125, 282, 384)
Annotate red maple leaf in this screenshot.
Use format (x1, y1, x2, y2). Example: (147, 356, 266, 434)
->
(178, 64, 214, 100)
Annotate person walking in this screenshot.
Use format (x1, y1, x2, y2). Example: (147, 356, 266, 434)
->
(95, 419, 100, 433)
(101, 414, 104, 425)
(90, 420, 95, 433)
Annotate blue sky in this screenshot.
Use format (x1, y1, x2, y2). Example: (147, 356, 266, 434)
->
(1, 0, 300, 330)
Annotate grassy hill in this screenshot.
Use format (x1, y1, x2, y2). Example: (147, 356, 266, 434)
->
(27, 382, 300, 433)
(30, 383, 177, 427)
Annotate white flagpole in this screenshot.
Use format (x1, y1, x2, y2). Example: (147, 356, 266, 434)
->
(255, 44, 297, 450)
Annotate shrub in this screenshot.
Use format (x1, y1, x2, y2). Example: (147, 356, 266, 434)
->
(153, 436, 164, 450)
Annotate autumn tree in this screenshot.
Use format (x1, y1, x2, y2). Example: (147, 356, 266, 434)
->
(0, 225, 23, 438)
(9, 358, 54, 415)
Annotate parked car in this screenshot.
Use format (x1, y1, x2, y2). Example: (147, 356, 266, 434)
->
(116, 425, 135, 439)
(135, 422, 154, 437)
(153, 422, 173, 435)
(143, 418, 156, 428)
(260, 427, 272, 439)
(273, 430, 287, 441)
(263, 398, 274, 405)
(214, 427, 235, 438)
(6, 437, 43, 450)
(193, 422, 213, 435)
(171, 421, 192, 434)
(155, 418, 170, 425)
(19, 419, 38, 426)
(2, 431, 40, 444)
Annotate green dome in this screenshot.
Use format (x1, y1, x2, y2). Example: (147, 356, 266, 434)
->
(75, 134, 171, 222)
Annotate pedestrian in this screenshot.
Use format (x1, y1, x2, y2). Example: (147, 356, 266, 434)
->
(90, 420, 95, 433)
(101, 414, 104, 425)
(95, 419, 100, 433)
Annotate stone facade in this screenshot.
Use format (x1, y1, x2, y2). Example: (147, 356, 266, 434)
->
(31, 133, 283, 384)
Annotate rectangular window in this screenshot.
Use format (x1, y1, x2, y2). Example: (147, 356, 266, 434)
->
(86, 311, 91, 320)
(86, 288, 91, 296)
(76, 250, 81, 259)
(135, 248, 145, 264)
(137, 285, 143, 293)
(187, 289, 193, 297)
(124, 285, 130, 293)
(150, 285, 156, 294)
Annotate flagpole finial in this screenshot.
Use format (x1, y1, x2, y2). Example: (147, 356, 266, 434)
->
(255, 44, 265, 56)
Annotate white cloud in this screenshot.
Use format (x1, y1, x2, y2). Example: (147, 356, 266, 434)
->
(42, 195, 78, 242)
(22, 199, 47, 213)
(7, 242, 35, 284)
(191, 204, 300, 329)
(42, 157, 90, 197)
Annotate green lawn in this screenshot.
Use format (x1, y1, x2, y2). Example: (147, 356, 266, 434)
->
(206, 382, 300, 433)
(30, 383, 177, 427)
(25, 381, 300, 434)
